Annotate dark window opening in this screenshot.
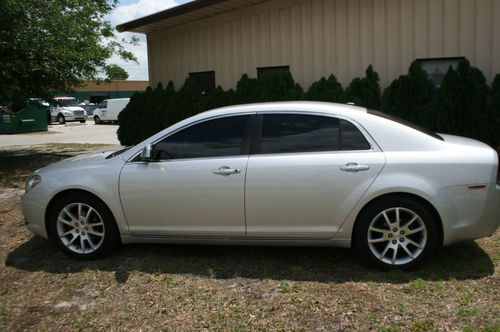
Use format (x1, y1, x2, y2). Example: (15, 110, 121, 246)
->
(89, 93, 109, 104)
(416, 57, 465, 87)
(189, 71, 216, 94)
(155, 115, 251, 160)
(257, 66, 290, 81)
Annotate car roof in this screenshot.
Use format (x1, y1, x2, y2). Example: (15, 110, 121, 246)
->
(199, 101, 367, 118)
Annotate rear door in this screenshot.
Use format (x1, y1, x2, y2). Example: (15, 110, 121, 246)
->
(245, 113, 385, 238)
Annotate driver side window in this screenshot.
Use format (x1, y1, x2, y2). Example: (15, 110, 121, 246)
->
(99, 101, 108, 109)
(154, 115, 251, 160)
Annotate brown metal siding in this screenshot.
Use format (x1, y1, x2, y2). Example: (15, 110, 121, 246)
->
(147, 0, 500, 90)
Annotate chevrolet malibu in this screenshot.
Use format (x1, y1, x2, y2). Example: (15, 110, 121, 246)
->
(22, 102, 500, 269)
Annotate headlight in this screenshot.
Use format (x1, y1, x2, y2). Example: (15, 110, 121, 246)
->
(25, 174, 42, 193)
(63, 111, 73, 115)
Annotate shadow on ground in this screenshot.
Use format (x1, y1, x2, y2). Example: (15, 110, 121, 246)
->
(6, 236, 494, 284)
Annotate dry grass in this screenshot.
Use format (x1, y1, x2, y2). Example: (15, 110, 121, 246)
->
(0, 144, 498, 331)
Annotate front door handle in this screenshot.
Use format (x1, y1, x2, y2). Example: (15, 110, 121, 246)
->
(340, 163, 370, 172)
(213, 166, 241, 176)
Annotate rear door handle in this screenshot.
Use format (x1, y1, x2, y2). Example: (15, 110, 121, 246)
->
(213, 166, 241, 176)
(340, 163, 370, 172)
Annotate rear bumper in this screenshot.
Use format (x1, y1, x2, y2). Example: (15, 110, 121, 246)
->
(434, 184, 500, 245)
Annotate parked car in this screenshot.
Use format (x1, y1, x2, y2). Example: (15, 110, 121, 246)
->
(93, 98, 130, 124)
(21, 102, 500, 268)
(80, 103, 98, 116)
(49, 97, 87, 124)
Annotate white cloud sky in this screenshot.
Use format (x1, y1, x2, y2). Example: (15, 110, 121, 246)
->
(107, 0, 192, 80)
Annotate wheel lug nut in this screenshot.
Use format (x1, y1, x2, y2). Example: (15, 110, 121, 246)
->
(393, 228, 398, 232)
(392, 240, 397, 244)
(388, 234, 393, 238)
(400, 238, 404, 242)
(400, 230, 405, 235)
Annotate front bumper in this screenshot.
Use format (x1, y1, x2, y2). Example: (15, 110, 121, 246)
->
(21, 189, 49, 239)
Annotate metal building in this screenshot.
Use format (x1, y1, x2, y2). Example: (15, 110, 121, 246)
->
(118, 0, 500, 91)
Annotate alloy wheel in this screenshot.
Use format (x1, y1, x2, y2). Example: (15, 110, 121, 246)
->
(56, 203, 106, 254)
(367, 207, 427, 266)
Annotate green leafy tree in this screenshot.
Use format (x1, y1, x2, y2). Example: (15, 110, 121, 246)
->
(0, 0, 137, 109)
(305, 74, 344, 102)
(382, 61, 435, 128)
(105, 64, 129, 80)
(344, 65, 381, 109)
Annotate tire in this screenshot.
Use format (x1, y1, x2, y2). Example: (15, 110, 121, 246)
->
(57, 114, 65, 124)
(48, 192, 119, 260)
(354, 196, 439, 270)
(94, 116, 101, 124)
(79, 119, 86, 123)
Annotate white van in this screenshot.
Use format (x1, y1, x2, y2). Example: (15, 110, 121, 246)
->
(93, 98, 130, 124)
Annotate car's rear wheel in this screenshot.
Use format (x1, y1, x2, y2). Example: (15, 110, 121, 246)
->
(94, 116, 101, 124)
(79, 119, 86, 123)
(48, 192, 119, 259)
(57, 114, 65, 124)
(355, 196, 439, 269)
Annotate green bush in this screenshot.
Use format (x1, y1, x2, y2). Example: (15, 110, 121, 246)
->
(488, 74, 500, 149)
(305, 74, 343, 102)
(434, 59, 490, 143)
(344, 65, 381, 109)
(382, 61, 435, 128)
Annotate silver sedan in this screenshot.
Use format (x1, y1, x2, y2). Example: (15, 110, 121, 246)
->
(22, 102, 500, 269)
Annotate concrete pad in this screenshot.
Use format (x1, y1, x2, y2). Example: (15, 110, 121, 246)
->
(0, 121, 121, 147)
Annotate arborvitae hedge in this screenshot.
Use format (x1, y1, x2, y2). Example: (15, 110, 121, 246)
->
(305, 74, 343, 102)
(343, 65, 381, 109)
(382, 61, 435, 129)
(117, 60, 499, 148)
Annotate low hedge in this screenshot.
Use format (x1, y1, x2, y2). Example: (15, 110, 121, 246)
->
(118, 60, 500, 148)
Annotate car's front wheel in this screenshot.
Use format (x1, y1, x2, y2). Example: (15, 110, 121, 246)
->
(355, 196, 439, 269)
(57, 114, 65, 124)
(48, 192, 119, 259)
(94, 116, 101, 124)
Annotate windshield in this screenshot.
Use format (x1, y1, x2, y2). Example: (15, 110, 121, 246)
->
(368, 110, 443, 141)
(55, 98, 79, 107)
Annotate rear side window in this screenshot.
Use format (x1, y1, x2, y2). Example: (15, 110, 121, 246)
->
(341, 120, 370, 150)
(258, 114, 370, 154)
(155, 115, 251, 159)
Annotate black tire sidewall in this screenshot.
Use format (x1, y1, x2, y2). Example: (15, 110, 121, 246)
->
(58, 115, 65, 124)
(94, 116, 100, 124)
(355, 196, 439, 270)
(48, 192, 119, 260)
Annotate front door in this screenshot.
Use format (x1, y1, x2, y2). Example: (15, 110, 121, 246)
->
(119, 114, 253, 237)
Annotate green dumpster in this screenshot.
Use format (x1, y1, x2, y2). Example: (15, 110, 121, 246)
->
(0, 104, 48, 134)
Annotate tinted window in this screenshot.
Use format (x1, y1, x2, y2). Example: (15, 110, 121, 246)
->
(260, 114, 340, 154)
(155, 115, 250, 160)
(341, 120, 370, 150)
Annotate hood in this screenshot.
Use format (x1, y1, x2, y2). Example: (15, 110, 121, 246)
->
(61, 106, 85, 112)
(37, 150, 120, 174)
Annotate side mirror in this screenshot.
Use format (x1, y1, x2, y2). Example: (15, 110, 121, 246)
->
(140, 143, 154, 161)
